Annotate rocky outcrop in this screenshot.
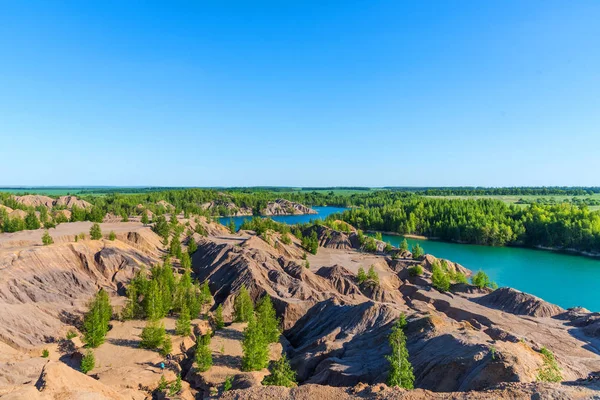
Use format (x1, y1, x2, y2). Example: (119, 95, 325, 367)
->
(53, 196, 92, 210)
(9, 195, 91, 210)
(262, 199, 317, 216)
(10, 195, 54, 209)
(475, 287, 564, 317)
(0, 232, 160, 349)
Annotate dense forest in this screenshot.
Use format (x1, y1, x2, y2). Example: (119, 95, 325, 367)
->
(383, 187, 600, 196)
(2, 188, 600, 254)
(334, 197, 600, 253)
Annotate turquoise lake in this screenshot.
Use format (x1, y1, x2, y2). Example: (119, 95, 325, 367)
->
(381, 234, 600, 312)
(224, 207, 600, 311)
(218, 206, 348, 230)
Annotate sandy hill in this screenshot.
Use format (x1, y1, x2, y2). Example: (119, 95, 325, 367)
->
(0, 218, 599, 399)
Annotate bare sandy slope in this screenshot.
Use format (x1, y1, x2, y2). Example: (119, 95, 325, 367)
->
(0, 221, 148, 250)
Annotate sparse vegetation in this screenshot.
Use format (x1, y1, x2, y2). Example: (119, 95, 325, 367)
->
(215, 304, 225, 329)
(357, 266, 367, 284)
(241, 313, 269, 371)
(471, 270, 498, 290)
(82, 289, 112, 348)
(408, 265, 423, 277)
(42, 230, 54, 245)
(234, 285, 254, 323)
(80, 349, 95, 374)
(536, 347, 562, 382)
(386, 314, 414, 389)
(195, 334, 213, 372)
(90, 223, 102, 240)
(262, 354, 297, 387)
(139, 320, 166, 350)
(367, 265, 379, 284)
(223, 375, 233, 392)
(108, 231, 116, 240)
(411, 244, 424, 259)
(42, 349, 49, 358)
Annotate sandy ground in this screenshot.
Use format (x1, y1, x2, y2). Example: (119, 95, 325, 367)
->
(307, 247, 396, 279)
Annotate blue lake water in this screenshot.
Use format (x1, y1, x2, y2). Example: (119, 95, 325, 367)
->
(222, 206, 600, 311)
(381, 234, 600, 312)
(218, 206, 348, 230)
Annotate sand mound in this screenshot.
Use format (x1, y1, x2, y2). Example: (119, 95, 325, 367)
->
(476, 287, 564, 317)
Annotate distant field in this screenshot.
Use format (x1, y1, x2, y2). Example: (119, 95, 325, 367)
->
(0, 188, 83, 196)
(424, 194, 600, 211)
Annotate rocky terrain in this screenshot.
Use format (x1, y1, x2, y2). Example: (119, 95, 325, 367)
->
(200, 198, 316, 216)
(0, 216, 600, 399)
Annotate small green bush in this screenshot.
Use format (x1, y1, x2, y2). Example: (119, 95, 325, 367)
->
(80, 349, 95, 374)
(42, 349, 49, 358)
(408, 265, 423, 277)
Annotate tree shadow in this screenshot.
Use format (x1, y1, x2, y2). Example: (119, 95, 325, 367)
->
(213, 353, 242, 369)
(217, 328, 243, 342)
(107, 337, 140, 348)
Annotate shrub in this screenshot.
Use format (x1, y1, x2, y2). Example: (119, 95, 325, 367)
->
(139, 321, 166, 350)
(215, 304, 225, 330)
(176, 306, 191, 336)
(169, 374, 182, 395)
(471, 270, 497, 290)
(400, 239, 409, 252)
(157, 375, 168, 391)
(431, 262, 450, 292)
(408, 265, 423, 277)
(411, 244, 424, 259)
(367, 265, 379, 284)
(66, 330, 77, 340)
(42, 349, 49, 358)
(160, 334, 172, 357)
(536, 347, 562, 382)
(357, 267, 367, 284)
(108, 231, 116, 241)
(262, 354, 297, 387)
(80, 349, 95, 374)
(42, 230, 54, 245)
(223, 375, 233, 391)
(281, 233, 292, 245)
(234, 285, 254, 323)
(90, 223, 102, 240)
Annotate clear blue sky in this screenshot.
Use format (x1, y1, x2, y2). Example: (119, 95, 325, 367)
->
(1, 1, 599, 187)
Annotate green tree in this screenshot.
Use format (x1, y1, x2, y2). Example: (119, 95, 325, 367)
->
(400, 239, 409, 252)
(367, 265, 379, 284)
(139, 320, 166, 350)
(411, 244, 424, 259)
(234, 285, 254, 322)
(195, 334, 213, 372)
(175, 305, 191, 336)
(90, 223, 102, 240)
(228, 219, 236, 234)
(356, 267, 367, 284)
(200, 281, 212, 312)
(471, 270, 497, 290)
(141, 211, 149, 226)
(157, 375, 168, 391)
(42, 230, 54, 245)
(82, 289, 112, 348)
(431, 262, 450, 292)
(262, 354, 297, 387)
(80, 349, 95, 374)
(160, 334, 172, 356)
(386, 315, 414, 389)
(187, 237, 198, 255)
(281, 233, 292, 245)
(108, 231, 116, 241)
(256, 295, 280, 344)
(241, 314, 269, 371)
(215, 304, 225, 330)
(25, 211, 40, 230)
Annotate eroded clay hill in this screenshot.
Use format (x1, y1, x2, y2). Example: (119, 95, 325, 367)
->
(1, 217, 600, 399)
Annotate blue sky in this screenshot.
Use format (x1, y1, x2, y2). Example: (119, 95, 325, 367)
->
(1, 1, 599, 187)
